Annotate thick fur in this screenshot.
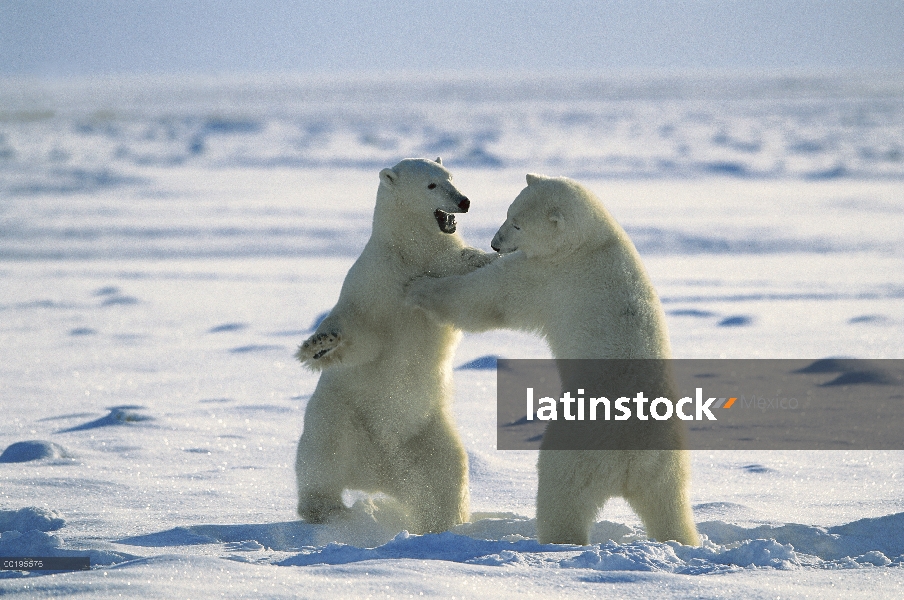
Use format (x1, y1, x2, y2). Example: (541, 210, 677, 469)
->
(295, 158, 494, 534)
(406, 174, 700, 545)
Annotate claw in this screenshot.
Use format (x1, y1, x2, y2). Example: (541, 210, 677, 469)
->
(297, 330, 340, 364)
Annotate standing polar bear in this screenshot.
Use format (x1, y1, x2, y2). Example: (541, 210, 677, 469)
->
(406, 174, 700, 546)
(294, 158, 495, 534)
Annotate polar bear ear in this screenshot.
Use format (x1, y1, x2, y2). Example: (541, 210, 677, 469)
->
(526, 173, 546, 186)
(379, 167, 398, 187)
(435, 157, 443, 165)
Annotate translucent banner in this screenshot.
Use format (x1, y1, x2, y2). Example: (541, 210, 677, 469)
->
(497, 359, 904, 450)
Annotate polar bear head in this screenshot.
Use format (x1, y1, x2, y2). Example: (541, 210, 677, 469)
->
(378, 157, 471, 234)
(491, 173, 615, 258)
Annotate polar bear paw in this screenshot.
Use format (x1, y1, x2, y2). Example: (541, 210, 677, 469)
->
(461, 248, 498, 269)
(296, 331, 342, 366)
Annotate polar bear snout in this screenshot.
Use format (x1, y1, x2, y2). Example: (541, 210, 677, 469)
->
(442, 190, 470, 213)
(439, 181, 470, 213)
(490, 231, 503, 252)
(490, 228, 516, 254)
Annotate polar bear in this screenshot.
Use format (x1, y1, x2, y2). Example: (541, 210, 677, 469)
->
(406, 174, 700, 546)
(294, 158, 495, 534)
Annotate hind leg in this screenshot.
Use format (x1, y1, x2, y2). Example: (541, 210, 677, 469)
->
(391, 415, 469, 534)
(295, 396, 356, 523)
(296, 431, 348, 523)
(624, 450, 700, 546)
(535, 450, 624, 545)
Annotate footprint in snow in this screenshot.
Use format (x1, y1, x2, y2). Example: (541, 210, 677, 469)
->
(848, 314, 892, 325)
(101, 295, 139, 306)
(57, 406, 153, 433)
(456, 355, 500, 370)
(69, 327, 98, 336)
(93, 286, 121, 297)
(669, 309, 717, 318)
(718, 315, 753, 327)
(740, 464, 775, 474)
(209, 322, 247, 333)
(229, 344, 284, 354)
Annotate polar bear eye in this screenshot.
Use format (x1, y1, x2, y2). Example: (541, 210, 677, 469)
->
(428, 183, 437, 190)
(512, 224, 521, 230)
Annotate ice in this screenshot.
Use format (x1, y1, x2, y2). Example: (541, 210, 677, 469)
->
(0, 72, 903, 597)
(1, 73, 903, 198)
(0, 508, 66, 532)
(0, 441, 72, 463)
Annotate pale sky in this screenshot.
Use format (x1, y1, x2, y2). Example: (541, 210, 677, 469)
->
(2, 0, 902, 77)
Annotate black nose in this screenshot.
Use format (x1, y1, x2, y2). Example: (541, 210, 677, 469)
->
(458, 197, 470, 212)
(491, 242, 500, 252)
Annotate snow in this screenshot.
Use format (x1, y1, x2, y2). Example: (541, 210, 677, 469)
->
(1, 73, 903, 597)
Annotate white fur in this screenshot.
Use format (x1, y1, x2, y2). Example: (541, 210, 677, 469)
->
(294, 158, 494, 534)
(406, 174, 700, 545)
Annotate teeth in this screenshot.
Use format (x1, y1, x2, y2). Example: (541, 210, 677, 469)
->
(434, 209, 457, 234)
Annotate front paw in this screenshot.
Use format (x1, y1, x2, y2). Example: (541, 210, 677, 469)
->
(462, 248, 497, 269)
(296, 331, 341, 366)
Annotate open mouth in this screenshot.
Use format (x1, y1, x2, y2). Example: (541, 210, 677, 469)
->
(434, 209, 457, 234)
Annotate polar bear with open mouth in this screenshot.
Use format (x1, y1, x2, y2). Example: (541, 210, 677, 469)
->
(294, 158, 495, 534)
